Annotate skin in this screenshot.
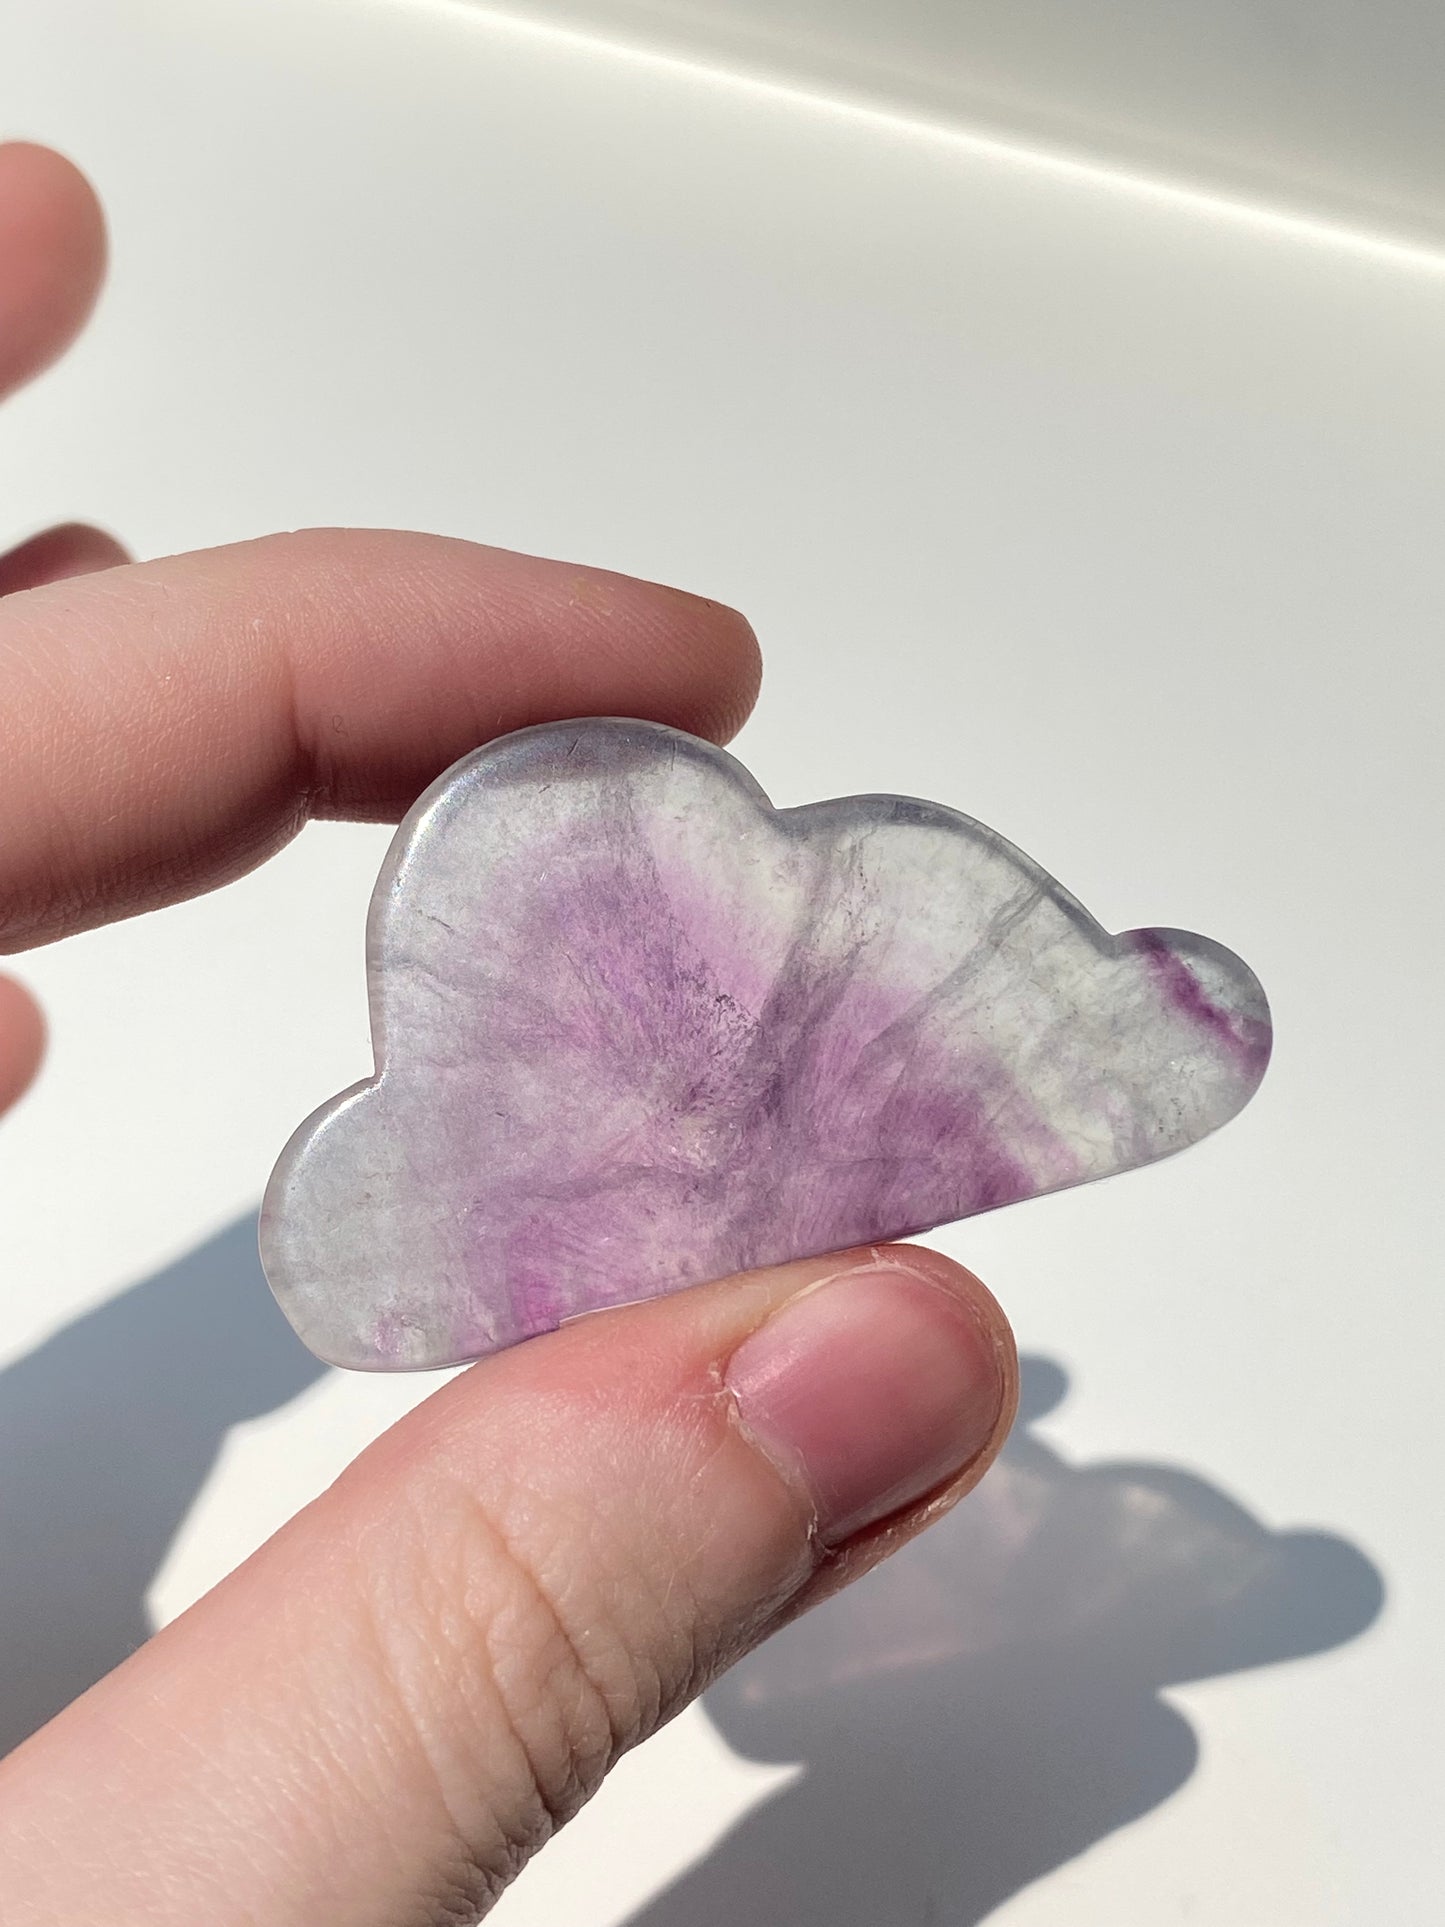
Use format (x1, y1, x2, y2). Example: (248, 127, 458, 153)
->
(0, 144, 1018, 1925)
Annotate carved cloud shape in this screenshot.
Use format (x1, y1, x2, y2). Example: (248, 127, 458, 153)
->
(260, 720, 1270, 1369)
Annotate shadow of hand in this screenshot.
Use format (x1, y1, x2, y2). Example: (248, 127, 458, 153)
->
(0, 1215, 327, 1756)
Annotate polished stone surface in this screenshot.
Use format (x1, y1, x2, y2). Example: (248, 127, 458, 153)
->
(260, 721, 1270, 1368)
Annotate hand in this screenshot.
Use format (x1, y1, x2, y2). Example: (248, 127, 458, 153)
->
(0, 145, 1018, 1925)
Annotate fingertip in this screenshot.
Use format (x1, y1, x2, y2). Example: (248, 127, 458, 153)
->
(258, 528, 762, 801)
(645, 580, 763, 744)
(444, 541, 761, 748)
(0, 973, 46, 1115)
(734, 1245, 1018, 1609)
(872, 1244, 1019, 1402)
(867, 1242, 1021, 1490)
(720, 1244, 1017, 1549)
(0, 522, 130, 597)
(0, 141, 107, 397)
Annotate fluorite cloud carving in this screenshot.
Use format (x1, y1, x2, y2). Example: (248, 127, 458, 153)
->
(260, 720, 1270, 1369)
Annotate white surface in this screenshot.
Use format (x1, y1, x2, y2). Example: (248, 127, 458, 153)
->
(470, 0, 1445, 247)
(1, 0, 1441, 1919)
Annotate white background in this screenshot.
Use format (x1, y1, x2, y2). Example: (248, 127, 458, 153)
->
(1, 0, 1441, 1920)
(466, 0, 1445, 246)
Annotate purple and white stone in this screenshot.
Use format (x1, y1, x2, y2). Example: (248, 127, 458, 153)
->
(260, 719, 1270, 1369)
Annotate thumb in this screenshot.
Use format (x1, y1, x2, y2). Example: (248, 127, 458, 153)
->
(0, 1243, 1016, 1925)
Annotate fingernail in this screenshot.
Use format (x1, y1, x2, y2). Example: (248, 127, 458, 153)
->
(724, 1261, 1006, 1546)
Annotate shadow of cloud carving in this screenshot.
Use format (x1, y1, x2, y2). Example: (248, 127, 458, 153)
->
(626, 1356, 1384, 1927)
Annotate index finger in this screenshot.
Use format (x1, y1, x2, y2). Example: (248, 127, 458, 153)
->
(0, 528, 760, 952)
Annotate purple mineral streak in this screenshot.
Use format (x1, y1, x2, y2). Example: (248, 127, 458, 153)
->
(260, 720, 1271, 1369)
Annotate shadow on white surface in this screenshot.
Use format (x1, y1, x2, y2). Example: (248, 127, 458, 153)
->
(0, 1215, 327, 1756)
(627, 1357, 1384, 1926)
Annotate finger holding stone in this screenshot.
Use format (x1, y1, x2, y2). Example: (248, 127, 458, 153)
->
(0, 528, 760, 952)
(0, 1243, 1015, 1925)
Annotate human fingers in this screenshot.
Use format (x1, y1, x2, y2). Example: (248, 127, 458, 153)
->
(0, 149, 121, 615)
(0, 974, 45, 1115)
(0, 1243, 1015, 1924)
(0, 527, 761, 952)
(0, 523, 129, 596)
(0, 142, 106, 401)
